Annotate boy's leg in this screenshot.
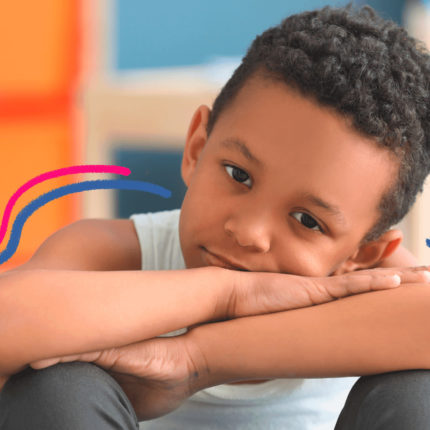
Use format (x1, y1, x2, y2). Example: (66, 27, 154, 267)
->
(0, 362, 139, 430)
(335, 370, 430, 430)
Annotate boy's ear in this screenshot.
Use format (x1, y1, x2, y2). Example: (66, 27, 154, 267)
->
(334, 229, 403, 274)
(181, 105, 211, 187)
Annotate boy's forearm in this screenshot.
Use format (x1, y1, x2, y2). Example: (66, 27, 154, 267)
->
(0, 267, 230, 375)
(192, 284, 430, 386)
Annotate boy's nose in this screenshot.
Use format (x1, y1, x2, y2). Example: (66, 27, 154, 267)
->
(224, 213, 271, 253)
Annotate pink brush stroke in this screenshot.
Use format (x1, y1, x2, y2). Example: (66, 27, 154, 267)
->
(0, 165, 131, 246)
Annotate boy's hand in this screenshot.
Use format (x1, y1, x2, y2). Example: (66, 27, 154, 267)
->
(30, 336, 207, 422)
(227, 266, 430, 318)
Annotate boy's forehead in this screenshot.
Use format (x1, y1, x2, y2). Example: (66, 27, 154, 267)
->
(212, 75, 381, 157)
(215, 74, 340, 137)
(214, 74, 398, 167)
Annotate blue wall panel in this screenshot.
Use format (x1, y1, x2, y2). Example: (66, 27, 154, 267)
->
(114, 0, 350, 70)
(115, 1, 407, 70)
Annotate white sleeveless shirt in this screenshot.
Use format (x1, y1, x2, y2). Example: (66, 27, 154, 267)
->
(130, 209, 357, 429)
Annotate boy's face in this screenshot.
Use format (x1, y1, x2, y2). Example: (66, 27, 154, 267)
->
(179, 77, 398, 277)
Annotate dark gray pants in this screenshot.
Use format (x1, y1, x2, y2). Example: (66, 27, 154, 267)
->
(335, 369, 430, 429)
(0, 362, 139, 430)
(1, 362, 430, 429)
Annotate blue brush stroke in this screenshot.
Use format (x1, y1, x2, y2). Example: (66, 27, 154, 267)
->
(426, 238, 430, 248)
(0, 179, 171, 265)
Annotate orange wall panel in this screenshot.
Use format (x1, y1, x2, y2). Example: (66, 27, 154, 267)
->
(0, 0, 81, 272)
(0, 0, 78, 96)
(0, 116, 80, 271)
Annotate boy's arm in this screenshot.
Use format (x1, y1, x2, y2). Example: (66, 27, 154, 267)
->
(3, 260, 417, 378)
(0, 266, 234, 377)
(191, 282, 430, 385)
(0, 219, 234, 376)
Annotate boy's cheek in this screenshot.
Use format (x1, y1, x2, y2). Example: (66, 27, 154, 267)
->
(279, 251, 329, 278)
(280, 240, 356, 277)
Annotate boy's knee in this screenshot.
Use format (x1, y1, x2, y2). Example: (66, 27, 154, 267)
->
(0, 362, 138, 430)
(336, 370, 430, 430)
(3, 361, 111, 405)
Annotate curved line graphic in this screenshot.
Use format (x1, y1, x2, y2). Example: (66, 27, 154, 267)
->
(0, 165, 131, 246)
(0, 179, 171, 265)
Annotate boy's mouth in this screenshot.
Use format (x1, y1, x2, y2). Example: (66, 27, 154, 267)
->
(201, 247, 250, 271)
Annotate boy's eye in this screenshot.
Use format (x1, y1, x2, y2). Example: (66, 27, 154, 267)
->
(224, 165, 252, 187)
(291, 211, 323, 233)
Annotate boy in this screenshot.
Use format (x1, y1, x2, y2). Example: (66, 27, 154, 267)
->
(1, 4, 430, 429)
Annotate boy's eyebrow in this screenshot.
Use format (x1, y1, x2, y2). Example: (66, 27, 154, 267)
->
(303, 193, 348, 226)
(220, 138, 262, 166)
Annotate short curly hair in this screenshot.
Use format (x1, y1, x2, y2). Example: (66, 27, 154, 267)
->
(206, 5, 430, 242)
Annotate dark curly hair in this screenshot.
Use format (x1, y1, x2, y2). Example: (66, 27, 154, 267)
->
(206, 5, 430, 242)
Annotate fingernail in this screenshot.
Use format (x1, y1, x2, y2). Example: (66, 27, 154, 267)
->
(390, 274, 401, 285)
(422, 271, 430, 282)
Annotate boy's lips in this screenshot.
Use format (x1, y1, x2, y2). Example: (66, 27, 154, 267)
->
(202, 247, 250, 271)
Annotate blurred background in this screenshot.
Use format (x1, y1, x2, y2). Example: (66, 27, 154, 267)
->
(0, 0, 429, 270)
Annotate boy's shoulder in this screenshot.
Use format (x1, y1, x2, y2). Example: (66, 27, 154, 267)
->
(14, 218, 141, 272)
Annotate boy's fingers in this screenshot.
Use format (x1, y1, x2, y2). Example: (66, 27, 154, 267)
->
(306, 269, 430, 306)
(29, 351, 103, 369)
(328, 274, 401, 297)
(355, 268, 430, 284)
(396, 270, 430, 284)
(302, 275, 398, 305)
(30, 358, 59, 369)
(326, 269, 430, 299)
(344, 274, 401, 294)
